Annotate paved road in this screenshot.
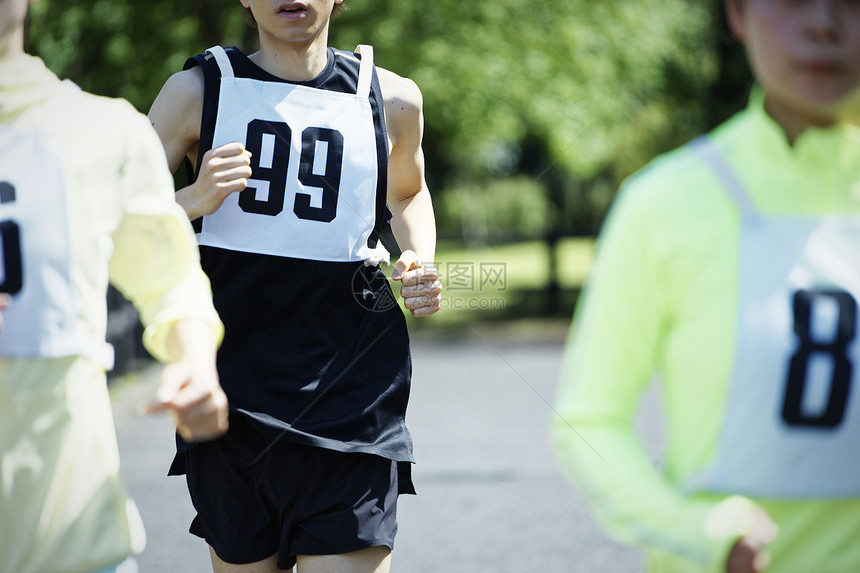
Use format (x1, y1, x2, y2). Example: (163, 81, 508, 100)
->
(113, 338, 655, 572)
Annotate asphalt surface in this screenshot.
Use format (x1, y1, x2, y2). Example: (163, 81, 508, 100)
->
(112, 337, 657, 572)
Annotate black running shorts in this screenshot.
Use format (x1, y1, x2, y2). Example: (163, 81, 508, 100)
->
(181, 417, 406, 569)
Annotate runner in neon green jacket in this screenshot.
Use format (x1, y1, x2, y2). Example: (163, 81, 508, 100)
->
(553, 1, 860, 572)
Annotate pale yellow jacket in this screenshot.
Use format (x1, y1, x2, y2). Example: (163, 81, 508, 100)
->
(0, 54, 222, 573)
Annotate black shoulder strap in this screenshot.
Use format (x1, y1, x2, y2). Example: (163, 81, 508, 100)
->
(180, 48, 230, 231)
(183, 48, 231, 180)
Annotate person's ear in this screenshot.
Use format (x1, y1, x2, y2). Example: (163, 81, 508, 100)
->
(724, 0, 748, 43)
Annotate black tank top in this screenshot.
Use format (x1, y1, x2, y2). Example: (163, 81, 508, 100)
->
(174, 46, 414, 465)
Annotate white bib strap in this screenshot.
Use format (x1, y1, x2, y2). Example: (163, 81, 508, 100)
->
(206, 45, 235, 79)
(690, 136, 759, 222)
(201, 47, 382, 263)
(355, 44, 374, 98)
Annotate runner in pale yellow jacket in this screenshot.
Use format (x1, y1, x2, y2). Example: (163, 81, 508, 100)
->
(553, 1, 860, 572)
(0, 2, 228, 572)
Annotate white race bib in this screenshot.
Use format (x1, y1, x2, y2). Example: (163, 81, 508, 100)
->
(198, 46, 382, 262)
(0, 127, 91, 361)
(684, 138, 860, 498)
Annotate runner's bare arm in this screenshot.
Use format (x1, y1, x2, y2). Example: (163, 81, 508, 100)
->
(149, 68, 252, 221)
(149, 68, 204, 173)
(379, 68, 441, 317)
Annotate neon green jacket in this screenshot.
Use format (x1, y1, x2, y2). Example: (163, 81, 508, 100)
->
(553, 89, 860, 572)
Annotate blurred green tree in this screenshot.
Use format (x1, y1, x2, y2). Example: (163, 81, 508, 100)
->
(333, 0, 749, 238)
(25, 0, 252, 111)
(26, 0, 750, 240)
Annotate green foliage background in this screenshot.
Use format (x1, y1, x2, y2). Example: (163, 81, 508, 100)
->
(25, 0, 751, 241)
